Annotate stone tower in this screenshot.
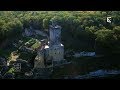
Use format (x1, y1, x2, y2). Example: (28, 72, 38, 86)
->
(34, 22, 65, 68)
(33, 21, 65, 78)
(49, 22, 64, 66)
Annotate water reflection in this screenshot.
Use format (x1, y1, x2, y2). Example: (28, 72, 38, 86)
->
(73, 69, 120, 79)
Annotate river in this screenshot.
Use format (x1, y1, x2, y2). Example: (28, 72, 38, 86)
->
(62, 69, 120, 79)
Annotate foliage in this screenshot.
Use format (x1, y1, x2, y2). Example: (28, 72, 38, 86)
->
(31, 40, 41, 50)
(0, 11, 120, 55)
(95, 26, 120, 55)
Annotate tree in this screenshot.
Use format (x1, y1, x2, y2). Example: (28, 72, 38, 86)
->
(95, 28, 120, 55)
(43, 18, 49, 29)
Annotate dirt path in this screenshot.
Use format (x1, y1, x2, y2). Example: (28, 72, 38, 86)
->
(10, 52, 20, 61)
(11, 55, 19, 61)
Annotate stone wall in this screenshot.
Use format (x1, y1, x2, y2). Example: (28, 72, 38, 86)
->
(34, 50, 45, 68)
(49, 44, 64, 62)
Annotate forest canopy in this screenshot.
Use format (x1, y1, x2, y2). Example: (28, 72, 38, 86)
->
(0, 11, 120, 55)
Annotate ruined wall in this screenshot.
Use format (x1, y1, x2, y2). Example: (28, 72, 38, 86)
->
(34, 50, 45, 68)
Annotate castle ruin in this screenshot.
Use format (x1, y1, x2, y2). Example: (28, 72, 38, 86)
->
(33, 22, 65, 78)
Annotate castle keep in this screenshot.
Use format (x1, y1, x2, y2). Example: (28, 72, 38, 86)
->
(34, 22, 65, 72)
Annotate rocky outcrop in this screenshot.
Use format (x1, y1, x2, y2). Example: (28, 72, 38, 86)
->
(22, 27, 48, 38)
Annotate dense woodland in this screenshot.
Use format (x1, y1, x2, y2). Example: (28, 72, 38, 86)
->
(0, 11, 120, 56)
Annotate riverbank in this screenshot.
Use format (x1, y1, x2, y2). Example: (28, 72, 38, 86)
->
(51, 56, 120, 79)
